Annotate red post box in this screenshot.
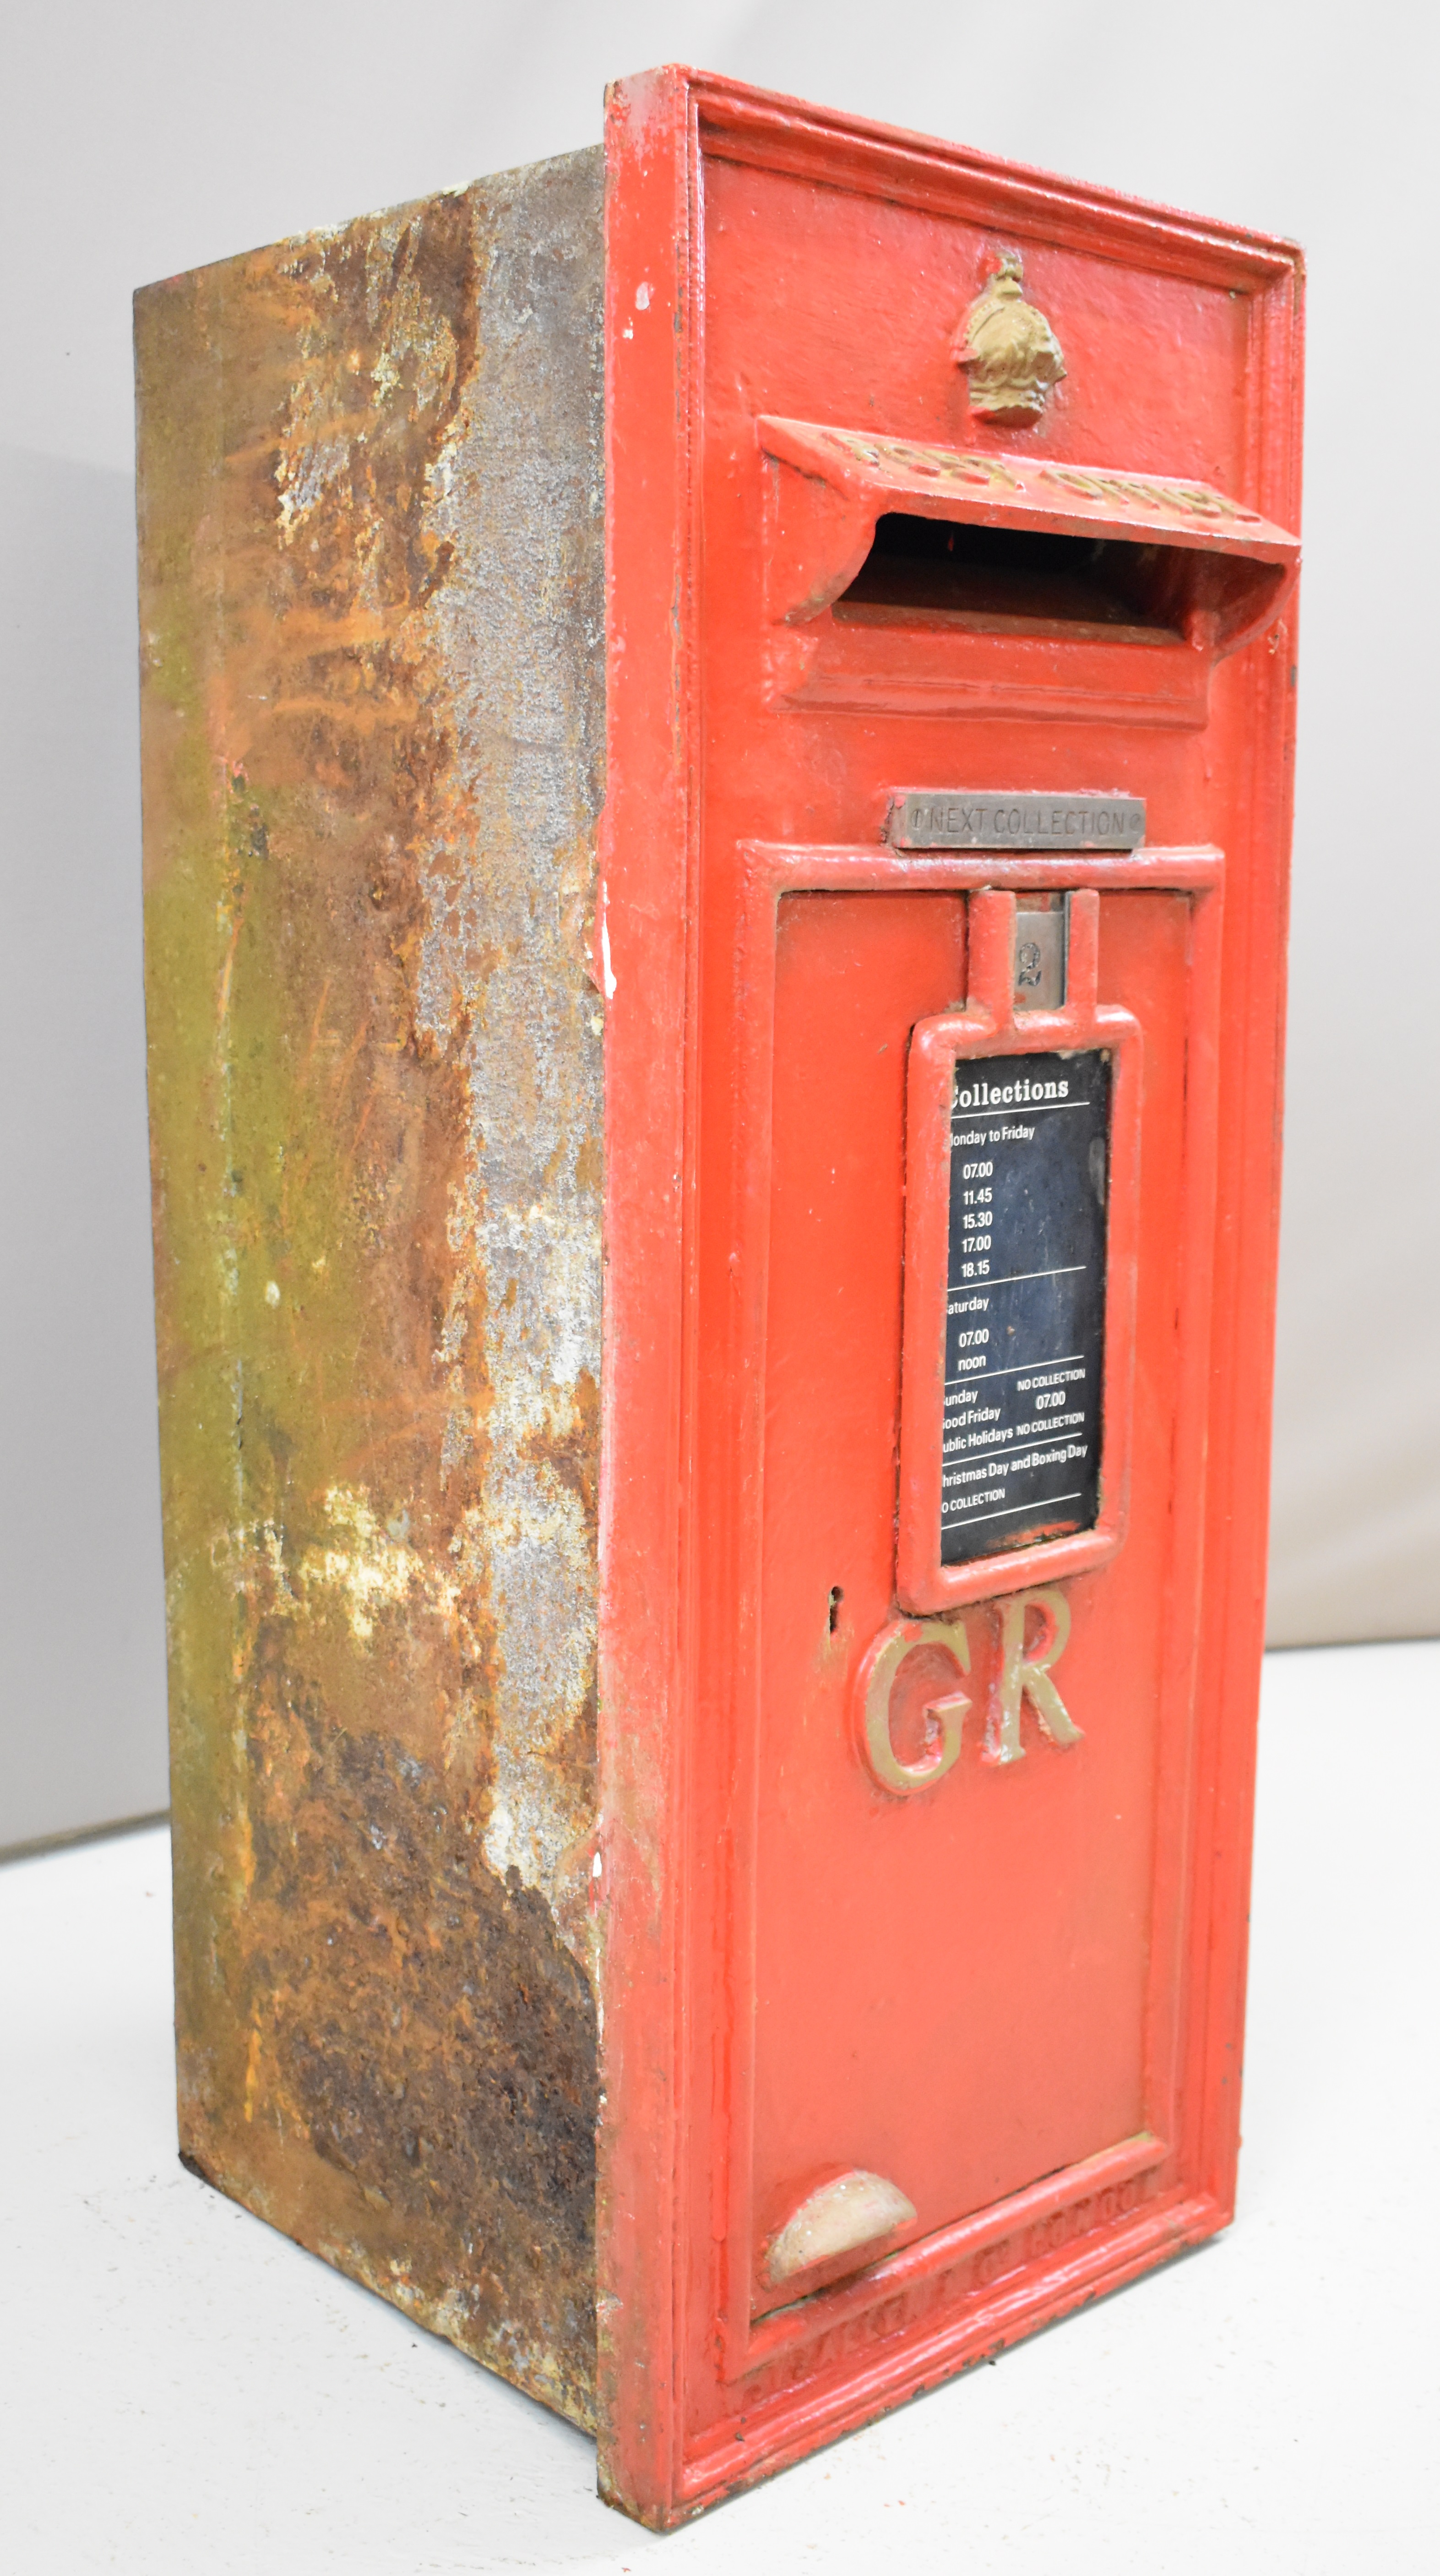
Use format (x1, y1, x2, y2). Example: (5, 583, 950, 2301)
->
(136, 68, 1301, 2529)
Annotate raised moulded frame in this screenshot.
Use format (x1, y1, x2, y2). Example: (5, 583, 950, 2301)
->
(896, 886, 1141, 1614)
(709, 837, 1225, 2396)
(600, 59, 1297, 2529)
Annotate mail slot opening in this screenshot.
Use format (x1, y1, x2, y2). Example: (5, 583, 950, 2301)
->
(835, 512, 1188, 639)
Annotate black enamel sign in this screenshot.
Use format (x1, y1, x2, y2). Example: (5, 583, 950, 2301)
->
(942, 1049, 1110, 1564)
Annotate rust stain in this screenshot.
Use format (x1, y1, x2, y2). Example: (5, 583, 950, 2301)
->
(136, 150, 605, 2424)
(184, 1714, 598, 2414)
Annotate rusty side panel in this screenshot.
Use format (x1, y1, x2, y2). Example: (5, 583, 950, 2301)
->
(136, 150, 605, 2426)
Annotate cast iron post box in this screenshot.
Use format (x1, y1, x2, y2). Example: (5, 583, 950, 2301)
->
(136, 68, 1302, 2527)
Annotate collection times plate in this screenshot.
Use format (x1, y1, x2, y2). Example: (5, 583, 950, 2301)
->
(942, 1050, 1110, 1564)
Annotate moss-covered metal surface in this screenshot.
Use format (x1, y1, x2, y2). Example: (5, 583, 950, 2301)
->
(136, 150, 604, 2426)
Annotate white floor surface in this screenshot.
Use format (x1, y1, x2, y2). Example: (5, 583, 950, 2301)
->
(3, 1640, 1437, 2574)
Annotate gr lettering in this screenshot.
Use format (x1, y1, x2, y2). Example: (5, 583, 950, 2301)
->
(854, 1588, 1081, 1795)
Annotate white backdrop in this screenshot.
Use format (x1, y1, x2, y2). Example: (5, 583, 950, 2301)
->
(3, 0, 1436, 1845)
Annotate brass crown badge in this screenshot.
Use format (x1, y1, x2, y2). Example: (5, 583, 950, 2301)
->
(955, 254, 1065, 426)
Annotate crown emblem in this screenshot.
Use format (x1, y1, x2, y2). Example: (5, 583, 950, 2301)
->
(955, 254, 1065, 427)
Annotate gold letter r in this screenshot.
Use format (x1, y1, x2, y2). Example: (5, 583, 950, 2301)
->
(989, 1587, 1082, 1765)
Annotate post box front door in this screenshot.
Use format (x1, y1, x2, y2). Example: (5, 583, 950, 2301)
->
(728, 847, 1219, 2367)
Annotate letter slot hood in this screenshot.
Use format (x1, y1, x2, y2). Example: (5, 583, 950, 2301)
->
(758, 416, 1299, 725)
